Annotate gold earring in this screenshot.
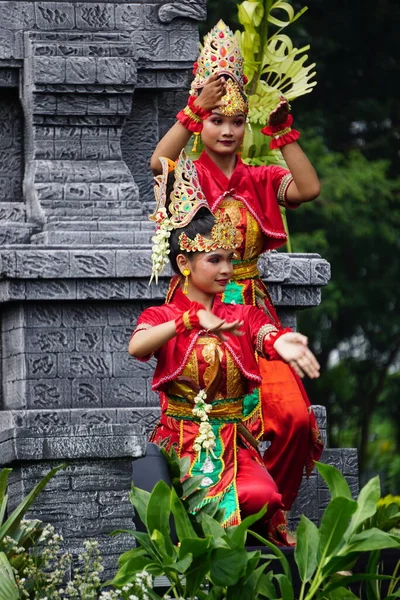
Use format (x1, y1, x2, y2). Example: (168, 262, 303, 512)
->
(192, 132, 200, 153)
(182, 268, 190, 295)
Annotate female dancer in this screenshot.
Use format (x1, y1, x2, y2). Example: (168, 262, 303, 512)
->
(130, 150, 320, 540)
(150, 21, 323, 525)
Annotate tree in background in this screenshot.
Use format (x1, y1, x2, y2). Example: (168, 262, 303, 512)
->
(205, 0, 400, 490)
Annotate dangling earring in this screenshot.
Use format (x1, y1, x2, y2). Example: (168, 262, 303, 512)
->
(192, 132, 200, 153)
(182, 268, 190, 295)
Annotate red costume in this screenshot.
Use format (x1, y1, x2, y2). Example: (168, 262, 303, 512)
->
(166, 151, 323, 512)
(132, 288, 296, 542)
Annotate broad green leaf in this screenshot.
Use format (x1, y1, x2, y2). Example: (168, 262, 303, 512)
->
(340, 528, 400, 554)
(0, 552, 19, 600)
(117, 530, 161, 562)
(229, 505, 267, 549)
(201, 513, 226, 540)
(315, 461, 352, 500)
(275, 573, 294, 600)
(247, 529, 292, 582)
(111, 556, 164, 585)
(295, 515, 319, 582)
(146, 480, 173, 557)
(185, 554, 212, 598)
(181, 475, 204, 498)
(245, 563, 273, 599)
(150, 529, 174, 563)
(210, 547, 248, 586)
(257, 571, 277, 598)
(324, 587, 360, 599)
(129, 485, 151, 528)
(321, 553, 360, 579)
(170, 486, 197, 541)
(186, 487, 209, 512)
(118, 547, 148, 565)
(319, 497, 357, 559)
(365, 549, 381, 600)
(0, 469, 11, 505)
(323, 573, 393, 596)
(179, 537, 211, 559)
(345, 476, 380, 539)
(164, 553, 193, 574)
(0, 464, 64, 543)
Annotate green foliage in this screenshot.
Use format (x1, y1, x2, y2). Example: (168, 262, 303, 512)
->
(288, 132, 400, 485)
(110, 452, 400, 599)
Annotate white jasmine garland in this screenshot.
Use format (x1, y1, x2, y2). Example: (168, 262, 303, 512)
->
(192, 389, 216, 459)
(149, 208, 173, 285)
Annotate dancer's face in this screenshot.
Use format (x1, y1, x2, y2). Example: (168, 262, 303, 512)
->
(201, 110, 245, 156)
(181, 248, 234, 296)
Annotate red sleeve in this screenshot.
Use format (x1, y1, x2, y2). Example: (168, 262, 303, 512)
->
(130, 306, 172, 362)
(249, 164, 298, 210)
(243, 306, 279, 356)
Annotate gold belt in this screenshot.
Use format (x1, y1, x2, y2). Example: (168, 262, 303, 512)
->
(166, 395, 245, 422)
(231, 258, 259, 281)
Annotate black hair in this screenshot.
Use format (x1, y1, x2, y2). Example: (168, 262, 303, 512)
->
(169, 208, 216, 274)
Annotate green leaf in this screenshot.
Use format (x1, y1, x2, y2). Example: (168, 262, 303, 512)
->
(341, 528, 400, 553)
(324, 587, 360, 599)
(186, 487, 209, 512)
(248, 530, 292, 582)
(295, 514, 319, 582)
(181, 475, 204, 498)
(179, 537, 211, 559)
(201, 513, 226, 540)
(146, 480, 173, 555)
(129, 485, 151, 528)
(0, 552, 19, 600)
(164, 553, 193, 574)
(315, 461, 352, 500)
(275, 573, 294, 600)
(323, 573, 393, 595)
(117, 530, 160, 562)
(0, 464, 64, 543)
(345, 476, 380, 538)
(111, 556, 164, 586)
(319, 497, 358, 559)
(150, 529, 174, 563)
(184, 554, 212, 598)
(229, 505, 267, 549)
(244, 563, 273, 599)
(210, 547, 248, 586)
(257, 571, 277, 598)
(170, 486, 197, 541)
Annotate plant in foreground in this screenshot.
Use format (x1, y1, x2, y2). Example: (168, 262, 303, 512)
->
(110, 453, 400, 599)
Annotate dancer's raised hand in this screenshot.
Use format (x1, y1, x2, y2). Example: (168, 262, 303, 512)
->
(273, 332, 320, 379)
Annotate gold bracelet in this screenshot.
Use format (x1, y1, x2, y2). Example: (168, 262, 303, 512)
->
(273, 126, 292, 139)
(256, 324, 278, 355)
(183, 105, 203, 124)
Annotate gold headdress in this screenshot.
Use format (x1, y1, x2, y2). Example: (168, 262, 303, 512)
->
(191, 19, 248, 116)
(150, 150, 239, 284)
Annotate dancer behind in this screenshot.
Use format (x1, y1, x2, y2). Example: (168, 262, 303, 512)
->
(150, 20, 323, 523)
(129, 150, 320, 543)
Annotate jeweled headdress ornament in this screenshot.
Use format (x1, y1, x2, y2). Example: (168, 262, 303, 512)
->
(191, 19, 248, 116)
(149, 150, 239, 284)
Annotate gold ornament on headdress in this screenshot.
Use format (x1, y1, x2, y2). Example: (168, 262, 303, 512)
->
(191, 19, 248, 116)
(178, 210, 239, 253)
(149, 150, 239, 284)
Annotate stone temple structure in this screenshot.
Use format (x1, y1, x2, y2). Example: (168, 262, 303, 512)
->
(0, 0, 358, 576)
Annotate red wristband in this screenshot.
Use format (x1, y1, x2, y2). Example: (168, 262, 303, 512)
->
(175, 302, 204, 334)
(263, 327, 292, 360)
(176, 96, 212, 133)
(261, 114, 300, 149)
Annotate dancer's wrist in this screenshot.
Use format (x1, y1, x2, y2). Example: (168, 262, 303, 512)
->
(174, 302, 204, 334)
(261, 114, 300, 150)
(176, 95, 212, 133)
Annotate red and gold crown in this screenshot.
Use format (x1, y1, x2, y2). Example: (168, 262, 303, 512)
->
(191, 20, 248, 115)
